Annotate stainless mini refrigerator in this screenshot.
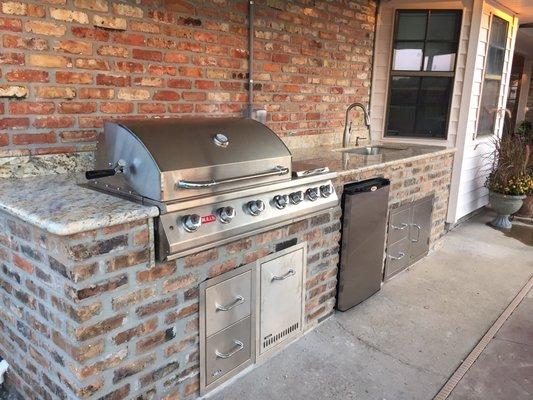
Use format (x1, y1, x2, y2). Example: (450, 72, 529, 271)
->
(337, 178, 390, 311)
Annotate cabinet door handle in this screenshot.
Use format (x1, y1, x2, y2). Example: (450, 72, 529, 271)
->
(215, 295, 245, 312)
(271, 268, 296, 282)
(215, 340, 244, 359)
(411, 224, 421, 242)
(391, 223, 408, 230)
(388, 252, 405, 260)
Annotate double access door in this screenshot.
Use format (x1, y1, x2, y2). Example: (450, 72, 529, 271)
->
(385, 195, 434, 280)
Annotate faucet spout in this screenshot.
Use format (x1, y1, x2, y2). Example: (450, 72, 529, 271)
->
(343, 102, 371, 148)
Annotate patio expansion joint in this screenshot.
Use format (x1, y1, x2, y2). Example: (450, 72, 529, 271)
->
(332, 318, 445, 378)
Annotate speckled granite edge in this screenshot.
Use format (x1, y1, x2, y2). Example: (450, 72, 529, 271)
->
(0, 173, 159, 236)
(336, 147, 457, 177)
(0, 152, 95, 179)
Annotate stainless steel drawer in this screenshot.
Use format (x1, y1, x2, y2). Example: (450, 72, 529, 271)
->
(384, 236, 410, 280)
(205, 316, 252, 386)
(388, 206, 410, 244)
(205, 270, 252, 337)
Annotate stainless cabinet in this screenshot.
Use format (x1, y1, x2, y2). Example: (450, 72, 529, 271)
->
(256, 243, 306, 361)
(384, 195, 434, 280)
(200, 264, 255, 395)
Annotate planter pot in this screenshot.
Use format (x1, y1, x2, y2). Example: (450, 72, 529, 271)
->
(514, 194, 533, 218)
(489, 191, 526, 229)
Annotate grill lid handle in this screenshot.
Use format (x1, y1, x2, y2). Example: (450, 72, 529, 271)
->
(176, 165, 289, 189)
(85, 160, 126, 180)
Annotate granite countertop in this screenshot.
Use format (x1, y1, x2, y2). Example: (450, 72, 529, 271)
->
(292, 142, 456, 177)
(0, 174, 159, 236)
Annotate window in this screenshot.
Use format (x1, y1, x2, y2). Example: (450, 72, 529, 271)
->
(386, 10, 462, 139)
(477, 16, 509, 136)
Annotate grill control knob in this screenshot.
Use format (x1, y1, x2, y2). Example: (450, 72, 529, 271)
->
(217, 206, 236, 223)
(247, 200, 265, 216)
(182, 214, 201, 232)
(289, 191, 304, 205)
(273, 194, 289, 209)
(306, 187, 319, 202)
(320, 184, 334, 198)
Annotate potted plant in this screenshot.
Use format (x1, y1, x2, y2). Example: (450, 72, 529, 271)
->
(485, 134, 532, 229)
(514, 120, 533, 218)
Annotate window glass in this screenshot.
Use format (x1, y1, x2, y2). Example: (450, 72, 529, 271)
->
(396, 12, 427, 40)
(393, 42, 424, 71)
(386, 10, 462, 139)
(424, 42, 456, 71)
(477, 16, 508, 136)
(427, 12, 460, 41)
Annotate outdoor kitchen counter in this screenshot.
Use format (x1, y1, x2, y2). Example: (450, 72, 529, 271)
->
(0, 173, 159, 235)
(292, 143, 456, 177)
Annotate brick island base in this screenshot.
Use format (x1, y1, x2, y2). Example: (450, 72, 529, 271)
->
(0, 207, 341, 400)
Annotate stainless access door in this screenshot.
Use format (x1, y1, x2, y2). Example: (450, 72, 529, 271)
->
(409, 196, 434, 263)
(337, 178, 390, 311)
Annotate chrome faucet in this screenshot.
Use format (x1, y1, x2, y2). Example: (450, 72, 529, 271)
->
(343, 102, 370, 148)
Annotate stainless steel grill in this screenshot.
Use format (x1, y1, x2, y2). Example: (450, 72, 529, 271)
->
(87, 117, 338, 261)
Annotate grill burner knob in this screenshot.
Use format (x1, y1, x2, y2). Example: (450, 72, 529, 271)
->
(289, 191, 304, 205)
(273, 194, 289, 209)
(182, 214, 202, 232)
(306, 187, 319, 202)
(247, 200, 265, 216)
(217, 206, 236, 223)
(320, 184, 334, 198)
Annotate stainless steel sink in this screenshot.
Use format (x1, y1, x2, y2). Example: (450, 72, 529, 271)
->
(340, 145, 408, 155)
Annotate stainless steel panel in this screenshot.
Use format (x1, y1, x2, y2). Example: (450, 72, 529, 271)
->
(384, 236, 410, 280)
(337, 180, 389, 311)
(257, 244, 305, 360)
(409, 196, 434, 263)
(205, 270, 252, 337)
(205, 317, 252, 386)
(388, 206, 410, 244)
(156, 178, 338, 261)
(90, 118, 292, 202)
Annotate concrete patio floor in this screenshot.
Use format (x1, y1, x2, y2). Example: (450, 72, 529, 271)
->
(208, 211, 533, 400)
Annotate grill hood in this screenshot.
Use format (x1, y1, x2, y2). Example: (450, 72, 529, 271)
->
(92, 118, 292, 203)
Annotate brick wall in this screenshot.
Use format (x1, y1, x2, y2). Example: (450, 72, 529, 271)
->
(0, 0, 376, 158)
(336, 151, 455, 246)
(0, 207, 340, 400)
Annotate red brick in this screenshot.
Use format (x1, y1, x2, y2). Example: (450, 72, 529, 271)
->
(0, 51, 24, 65)
(54, 39, 92, 55)
(58, 102, 96, 114)
(13, 254, 34, 274)
(138, 103, 165, 114)
(167, 78, 191, 89)
(115, 61, 144, 74)
(182, 92, 206, 101)
(132, 48, 162, 61)
(3, 35, 48, 51)
(12, 132, 56, 145)
(56, 71, 93, 84)
(78, 88, 114, 99)
(0, 17, 22, 32)
(96, 74, 130, 87)
(34, 117, 74, 129)
(9, 102, 54, 115)
(59, 130, 97, 142)
(163, 52, 188, 63)
(112, 33, 145, 46)
(0, 134, 9, 147)
(0, 118, 29, 129)
(71, 26, 109, 41)
(153, 90, 180, 101)
(99, 102, 133, 114)
(5, 69, 48, 82)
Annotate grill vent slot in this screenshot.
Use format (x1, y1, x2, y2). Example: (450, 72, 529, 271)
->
(262, 322, 299, 349)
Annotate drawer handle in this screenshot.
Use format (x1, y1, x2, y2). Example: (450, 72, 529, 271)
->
(271, 268, 296, 282)
(215, 340, 244, 359)
(411, 224, 421, 242)
(215, 295, 245, 312)
(391, 223, 408, 230)
(388, 252, 405, 260)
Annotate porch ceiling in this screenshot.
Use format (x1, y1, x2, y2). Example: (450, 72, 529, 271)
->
(499, 0, 533, 24)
